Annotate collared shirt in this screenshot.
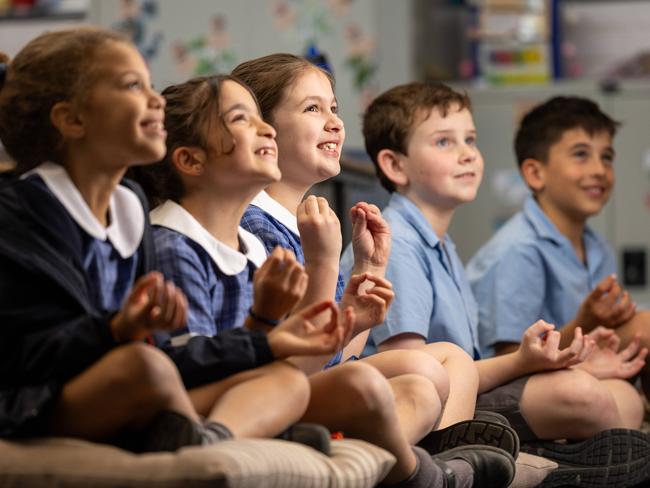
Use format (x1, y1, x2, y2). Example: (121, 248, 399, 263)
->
(241, 191, 344, 366)
(241, 191, 346, 302)
(151, 200, 267, 343)
(22, 162, 142, 312)
(341, 193, 481, 359)
(466, 196, 616, 356)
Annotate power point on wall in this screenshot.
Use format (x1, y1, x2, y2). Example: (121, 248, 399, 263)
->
(622, 248, 647, 287)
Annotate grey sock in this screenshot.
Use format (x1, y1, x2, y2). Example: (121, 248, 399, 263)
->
(380, 446, 448, 488)
(201, 420, 234, 445)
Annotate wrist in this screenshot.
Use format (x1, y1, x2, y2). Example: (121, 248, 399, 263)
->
(248, 307, 280, 328)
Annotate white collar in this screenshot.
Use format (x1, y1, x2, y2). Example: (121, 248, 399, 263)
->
(150, 200, 267, 275)
(22, 162, 144, 258)
(250, 190, 300, 236)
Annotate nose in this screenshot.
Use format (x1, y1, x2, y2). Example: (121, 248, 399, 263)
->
(325, 112, 344, 133)
(148, 88, 165, 110)
(256, 117, 276, 139)
(590, 156, 608, 177)
(459, 142, 477, 164)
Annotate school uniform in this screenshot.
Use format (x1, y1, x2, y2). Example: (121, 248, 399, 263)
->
(241, 191, 344, 366)
(0, 164, 274, 437)
(151, 200, 267, 339)
(466, 196, 616, 356)
(341, 192, 535, 439)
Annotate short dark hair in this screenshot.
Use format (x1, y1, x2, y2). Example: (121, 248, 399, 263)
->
(362, 82, 471, 193)
(514, 96, 620, 167)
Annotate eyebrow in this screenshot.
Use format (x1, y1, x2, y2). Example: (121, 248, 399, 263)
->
(222, 103, 253, 115)
(427, 129, 476, 137)
(296, 95, 338, 106)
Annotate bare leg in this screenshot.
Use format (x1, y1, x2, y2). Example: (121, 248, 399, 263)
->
(48, 343, 198, 440)
(521, 368, 624, 439)
(188, 360, 310, 438)
(361, 348, 449, 429)
(600, 378, 644, 429)
(419, 342, 479, 427)
(301, 362, 438, 484)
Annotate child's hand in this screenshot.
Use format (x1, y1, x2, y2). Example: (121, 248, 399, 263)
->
(298, 195, 342, 267)
(350, 202, 391, 277)
(517, 320, 594, 373)
(577, 327, 647, 380)
(266, 301, 354, 359)
(110, 272, 188, 342)
(251, 246, 308, 325)
(339, 273, 394, 336)
(574, 275, 636, 331)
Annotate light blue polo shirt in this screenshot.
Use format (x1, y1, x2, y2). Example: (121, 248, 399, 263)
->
(341, 193, 481, 359)
(466, 196, 616, 356)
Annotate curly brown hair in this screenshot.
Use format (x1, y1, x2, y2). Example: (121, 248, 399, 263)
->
(0, 27, 127, 174)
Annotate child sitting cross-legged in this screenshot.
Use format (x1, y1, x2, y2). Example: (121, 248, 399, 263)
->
(133, 73, 516, 488)
(342, 81, 650, 488)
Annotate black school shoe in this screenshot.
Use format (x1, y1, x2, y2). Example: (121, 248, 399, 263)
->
(417, 418, 520, 459)
(433, 445, 516, 488)
(276, 422, 331, 456)
(539, 457, 650, 488)
(521, 428, 650, 466)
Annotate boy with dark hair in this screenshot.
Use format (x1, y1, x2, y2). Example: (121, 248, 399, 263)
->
(343, 83, 650, 486)
(467, 96, 650, 392)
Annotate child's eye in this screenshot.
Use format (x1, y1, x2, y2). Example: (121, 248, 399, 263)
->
(601, 153, 614, 166)
(435, 137, 450, 148)
(125, 79, 143, 90)
(331, 105, 339, 114)
(465, 136, 477, 146)
(304, 104, 319, 113)
(231, 113, 249, 123)
(572, 150, 589, 160)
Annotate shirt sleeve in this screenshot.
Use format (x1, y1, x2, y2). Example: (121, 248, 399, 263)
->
(371, 237, 434, 346)
(475, 243, 546, 349)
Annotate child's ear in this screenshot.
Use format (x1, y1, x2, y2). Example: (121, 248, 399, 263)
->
(377, 149, 408, 188)
(50, 102, 85, 139)
(172, 146, 206, 176)
(520, 158, 546, 192)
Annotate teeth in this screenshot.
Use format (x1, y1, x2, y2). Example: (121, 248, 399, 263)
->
(145, 121, 163, 129)
(319, 142, 337, 151)
(258, 148, 275, 156)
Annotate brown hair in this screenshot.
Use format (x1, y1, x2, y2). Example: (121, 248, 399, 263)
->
(363, 81, 471, 193)
(0, 27, 127, 174)
(130, 74, 258, 208)
(514, 96, 619, 168)
(232, 53, 334, 123)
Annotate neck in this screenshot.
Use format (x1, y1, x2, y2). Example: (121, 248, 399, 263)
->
(180, 184, 262, 251)
(402, 192, 455, 239)
(63, 155, 126, 227)
(266, 179, 311, 216)
(536, 197, 586, 260)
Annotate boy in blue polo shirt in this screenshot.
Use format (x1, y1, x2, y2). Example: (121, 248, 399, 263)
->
(467, 96, 650, 392)
(350, 82, 650, 485)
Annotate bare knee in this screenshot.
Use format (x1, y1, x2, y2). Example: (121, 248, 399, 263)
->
(331, 363, 395, 417)
(393, 350, 450, 404)
(108, 343, 182, 402)
(393, 374, 442, 430)
(546, 370, 619, 433)
(424, 342, 478, 389)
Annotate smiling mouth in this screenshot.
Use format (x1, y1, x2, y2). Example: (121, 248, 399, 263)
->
(317, 142, 338, 152)
(141, 120, 166, 137)
(255, 147, 277, 157)
(455, 172, 475, 178)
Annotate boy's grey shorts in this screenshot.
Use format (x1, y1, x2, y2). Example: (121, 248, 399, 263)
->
(476, 375, 537, 442)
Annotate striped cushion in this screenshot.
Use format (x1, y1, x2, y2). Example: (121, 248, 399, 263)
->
(0, 437, 395, 488)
